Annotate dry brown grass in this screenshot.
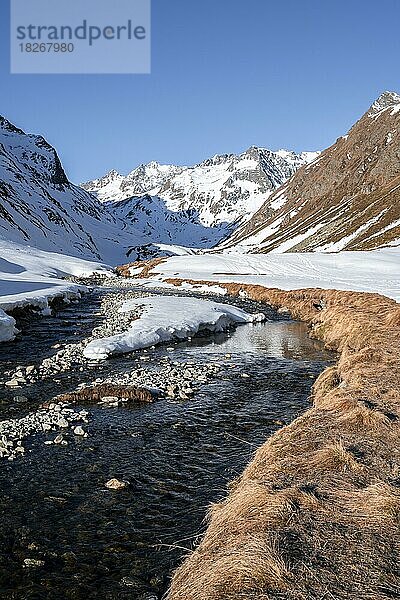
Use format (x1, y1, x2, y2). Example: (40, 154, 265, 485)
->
(166, 279, 400, 600)
(115, 257, 166, 278)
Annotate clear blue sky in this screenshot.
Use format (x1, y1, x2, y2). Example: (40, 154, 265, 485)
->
(1, 0, 400, 183)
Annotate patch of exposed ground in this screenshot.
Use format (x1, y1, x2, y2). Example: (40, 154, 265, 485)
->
(165, 278, 400, 600)
(115, 257, 167, 279)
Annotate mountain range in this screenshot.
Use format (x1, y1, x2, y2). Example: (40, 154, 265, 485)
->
(223, 91, 400, 252)
(0, 91, 399, 265)
(82, 148, 317, 230)
(0, 116, 313, 262)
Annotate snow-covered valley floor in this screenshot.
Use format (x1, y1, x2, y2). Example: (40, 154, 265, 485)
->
(129, 249, 400, 303)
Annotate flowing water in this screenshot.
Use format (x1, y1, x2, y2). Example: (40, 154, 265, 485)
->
(0, 289, 334, 599)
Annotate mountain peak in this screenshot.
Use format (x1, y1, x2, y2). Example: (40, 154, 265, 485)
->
(106, 169, 121, 179)
(0, 115, 25, 135)
(368, 91, 400, 116)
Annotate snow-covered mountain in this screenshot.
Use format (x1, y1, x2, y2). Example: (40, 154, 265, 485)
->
(82, 148, 318, 229)
(0, 118, 234, 261)
(0, 115, 141, 263)
(222, 92, 400, 253)
(0, 115, 317, 263)
(108, 194, 230, 250)
(0, 114, 223, 260)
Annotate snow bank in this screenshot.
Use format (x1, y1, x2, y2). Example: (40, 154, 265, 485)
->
(0, 240, 112, 339)
(135, 250, 400, 303)
(0, 308, 18, 342)
(83, 296, 264, 360)
(127, 277, 228, 295)
(0, 239, 111, 282)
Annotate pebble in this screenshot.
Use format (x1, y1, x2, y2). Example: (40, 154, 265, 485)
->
(73, 426, 86, 436)
(105, 478, 128, 490)
(13, 396, 28, 403)
(5, 379, 22, 388)
(23, 558, 45, 568)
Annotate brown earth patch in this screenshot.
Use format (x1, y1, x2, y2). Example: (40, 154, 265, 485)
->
(115, 257, 166, 278)
(166, 279, 400, 600)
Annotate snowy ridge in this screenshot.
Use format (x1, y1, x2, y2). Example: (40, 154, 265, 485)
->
(82, 147, 318, 231)
(368, 91, 400, 117)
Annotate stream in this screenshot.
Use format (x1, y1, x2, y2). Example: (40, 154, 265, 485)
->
(0, 287, 334, 599)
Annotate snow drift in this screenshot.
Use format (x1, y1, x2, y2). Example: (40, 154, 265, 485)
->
(0, 240, 111, 341)
(83, 296, 265, 360)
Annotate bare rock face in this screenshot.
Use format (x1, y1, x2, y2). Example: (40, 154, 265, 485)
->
(223, 91, 400, 252)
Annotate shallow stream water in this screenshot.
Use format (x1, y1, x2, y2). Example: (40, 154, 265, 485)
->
(0, 288, 334, 599)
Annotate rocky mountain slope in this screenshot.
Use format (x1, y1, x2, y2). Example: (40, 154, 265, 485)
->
(0, 115, 140, 263)
(0, 117, 233, 262)
(82, 148, 318, 229)
(222, 91, 400, 252)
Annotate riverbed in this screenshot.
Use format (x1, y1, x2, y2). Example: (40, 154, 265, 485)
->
(0, 287, 334, 599)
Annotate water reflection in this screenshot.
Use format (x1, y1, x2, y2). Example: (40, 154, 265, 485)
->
(180, 320, 325, 361)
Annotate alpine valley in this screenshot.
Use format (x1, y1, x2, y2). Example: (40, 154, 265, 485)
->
(2, 93, 400, 270)
(2, 87, 400, 600)
(0, 113, 316, 264)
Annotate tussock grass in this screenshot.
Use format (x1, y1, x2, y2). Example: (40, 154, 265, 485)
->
(162, 278, 400, 599)
(56, 383, 154, 404)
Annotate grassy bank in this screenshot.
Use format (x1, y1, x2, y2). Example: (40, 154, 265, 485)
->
(164, 280, 400, 600)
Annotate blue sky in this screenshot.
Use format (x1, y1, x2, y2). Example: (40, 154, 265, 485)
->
(1, 0, 400, 183)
